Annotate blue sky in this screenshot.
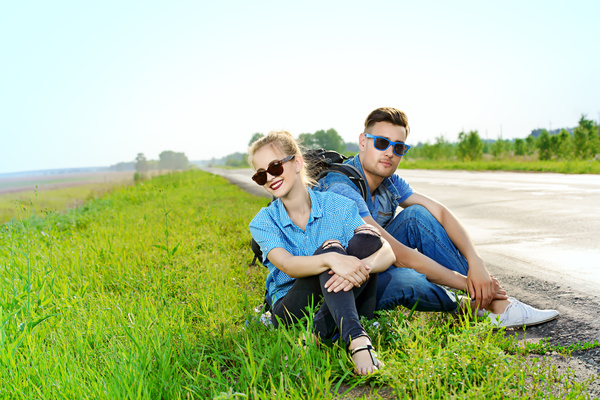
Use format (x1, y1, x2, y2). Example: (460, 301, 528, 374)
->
(1, 1, 598, 174)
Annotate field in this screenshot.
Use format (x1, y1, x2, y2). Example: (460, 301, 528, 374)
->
(0, 170, 592, 398)
(0, 171, 134, 225)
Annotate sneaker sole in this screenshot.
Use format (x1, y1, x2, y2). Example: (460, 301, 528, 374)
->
(497, 312, 560, 329)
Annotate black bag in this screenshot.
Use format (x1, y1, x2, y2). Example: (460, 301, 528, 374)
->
(303, 149, 368, 200)
(250, 149, 368, 266)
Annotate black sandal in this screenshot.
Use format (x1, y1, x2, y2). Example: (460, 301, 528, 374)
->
(349, 344, 384, 373)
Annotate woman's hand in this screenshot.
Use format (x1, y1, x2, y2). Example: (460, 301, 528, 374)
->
(324, 272, 354, 293)
(325, 253, 370, 288)
(323, 253, 372, 293)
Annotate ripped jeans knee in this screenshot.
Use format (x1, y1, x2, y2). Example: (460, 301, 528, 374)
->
(314, 239, 347, 256)
(314, 224, 384, 259)
(347, 224, 384, 259)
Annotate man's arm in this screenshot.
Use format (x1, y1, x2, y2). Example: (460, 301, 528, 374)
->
(361, 214, 469, 289)
(319, 174, 505, 307)
(319, 179, 469, 291)
(399, 192, 505, 308)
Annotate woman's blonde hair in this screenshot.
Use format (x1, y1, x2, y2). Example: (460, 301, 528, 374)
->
(247, 131, 315, 187)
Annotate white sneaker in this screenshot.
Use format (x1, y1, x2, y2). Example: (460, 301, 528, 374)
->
(487, 298, 559, 329)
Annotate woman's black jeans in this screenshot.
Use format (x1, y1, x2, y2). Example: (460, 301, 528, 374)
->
(271, 225, 384, 348)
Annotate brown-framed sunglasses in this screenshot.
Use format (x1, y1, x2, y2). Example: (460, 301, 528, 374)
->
(252, 155, 295, 185)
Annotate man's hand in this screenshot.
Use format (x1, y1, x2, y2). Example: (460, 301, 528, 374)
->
(490, 275, 508, 301)
(467, 262, 506, 309)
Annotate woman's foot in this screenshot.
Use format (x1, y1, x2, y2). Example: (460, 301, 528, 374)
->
(348, 336, 383, 375)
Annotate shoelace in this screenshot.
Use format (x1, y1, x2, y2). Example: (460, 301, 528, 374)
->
(501, 299, 530, 324)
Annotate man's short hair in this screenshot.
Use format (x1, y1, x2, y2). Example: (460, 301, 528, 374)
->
(364, 107, 410, 136)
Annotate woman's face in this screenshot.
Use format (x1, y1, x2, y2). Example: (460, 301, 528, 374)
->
(252, 144, 300, 198)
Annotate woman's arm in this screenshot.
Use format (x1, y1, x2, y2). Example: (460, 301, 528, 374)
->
(267, 247, 371, 287)
(324, 237, 395, 293)
(361, 238, 395, 273)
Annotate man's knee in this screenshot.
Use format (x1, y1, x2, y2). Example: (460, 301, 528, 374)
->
(387, 204, 440, 240)
(401, 204, 435, 223)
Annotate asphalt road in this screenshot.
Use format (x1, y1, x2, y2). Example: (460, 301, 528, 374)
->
(205, 167, 600, 391)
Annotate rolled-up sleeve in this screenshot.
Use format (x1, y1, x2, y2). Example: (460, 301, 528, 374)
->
(249, 210, 285, 264)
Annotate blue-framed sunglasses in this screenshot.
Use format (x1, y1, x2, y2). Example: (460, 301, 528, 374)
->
(364, 133, 411, 156)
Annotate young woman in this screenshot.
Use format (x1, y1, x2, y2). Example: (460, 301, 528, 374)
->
(248, 131, 396, 375)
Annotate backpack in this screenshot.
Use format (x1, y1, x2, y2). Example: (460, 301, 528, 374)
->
(303, 149, 368, 200)
(250, 149, 368, 266)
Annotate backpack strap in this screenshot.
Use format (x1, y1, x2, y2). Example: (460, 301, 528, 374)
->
(249, 198, 275, 267)
(250, 237, 262, 266)
(316, 163, 369, 202)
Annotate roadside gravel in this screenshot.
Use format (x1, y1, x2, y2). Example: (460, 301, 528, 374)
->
(491, 268, 600, 396)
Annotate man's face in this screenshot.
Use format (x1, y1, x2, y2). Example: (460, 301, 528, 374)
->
(359, 121, 408, 179)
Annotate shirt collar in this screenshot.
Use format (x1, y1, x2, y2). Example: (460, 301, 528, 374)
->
(352, 154, 402, 201)
(275, 187, 323, 228)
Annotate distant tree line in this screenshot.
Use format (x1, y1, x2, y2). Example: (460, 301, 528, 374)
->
(202, 114, 599, 170)
(408, 115, 600, 162)
(249, 128, 349, 154)
(211, 129, 357, 168)
(298, 129, 346, 153)
(131, 151, 189, 181)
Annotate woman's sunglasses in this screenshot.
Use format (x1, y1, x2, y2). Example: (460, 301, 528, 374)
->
(252, 155, 295, 185)
(364, 133, 411, 156)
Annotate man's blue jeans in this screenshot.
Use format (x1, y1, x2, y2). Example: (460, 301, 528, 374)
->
(376, 205, 469, 312)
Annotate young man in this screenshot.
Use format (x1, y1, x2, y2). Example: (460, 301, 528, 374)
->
(315, 107, 559, 328)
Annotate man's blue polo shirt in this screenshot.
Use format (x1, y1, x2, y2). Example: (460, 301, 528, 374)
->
(315, 155, 413, 229)
(249, 188, 365, 306)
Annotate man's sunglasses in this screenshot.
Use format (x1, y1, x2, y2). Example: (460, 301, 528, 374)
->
(364, 133, 411, 156)
(252, 155, 295, 185)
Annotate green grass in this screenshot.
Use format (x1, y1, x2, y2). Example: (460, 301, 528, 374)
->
(399, 158, 600, 174)
(0, 170, 594, 398)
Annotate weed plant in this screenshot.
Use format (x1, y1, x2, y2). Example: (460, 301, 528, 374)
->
(0, 171, 592, 398)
